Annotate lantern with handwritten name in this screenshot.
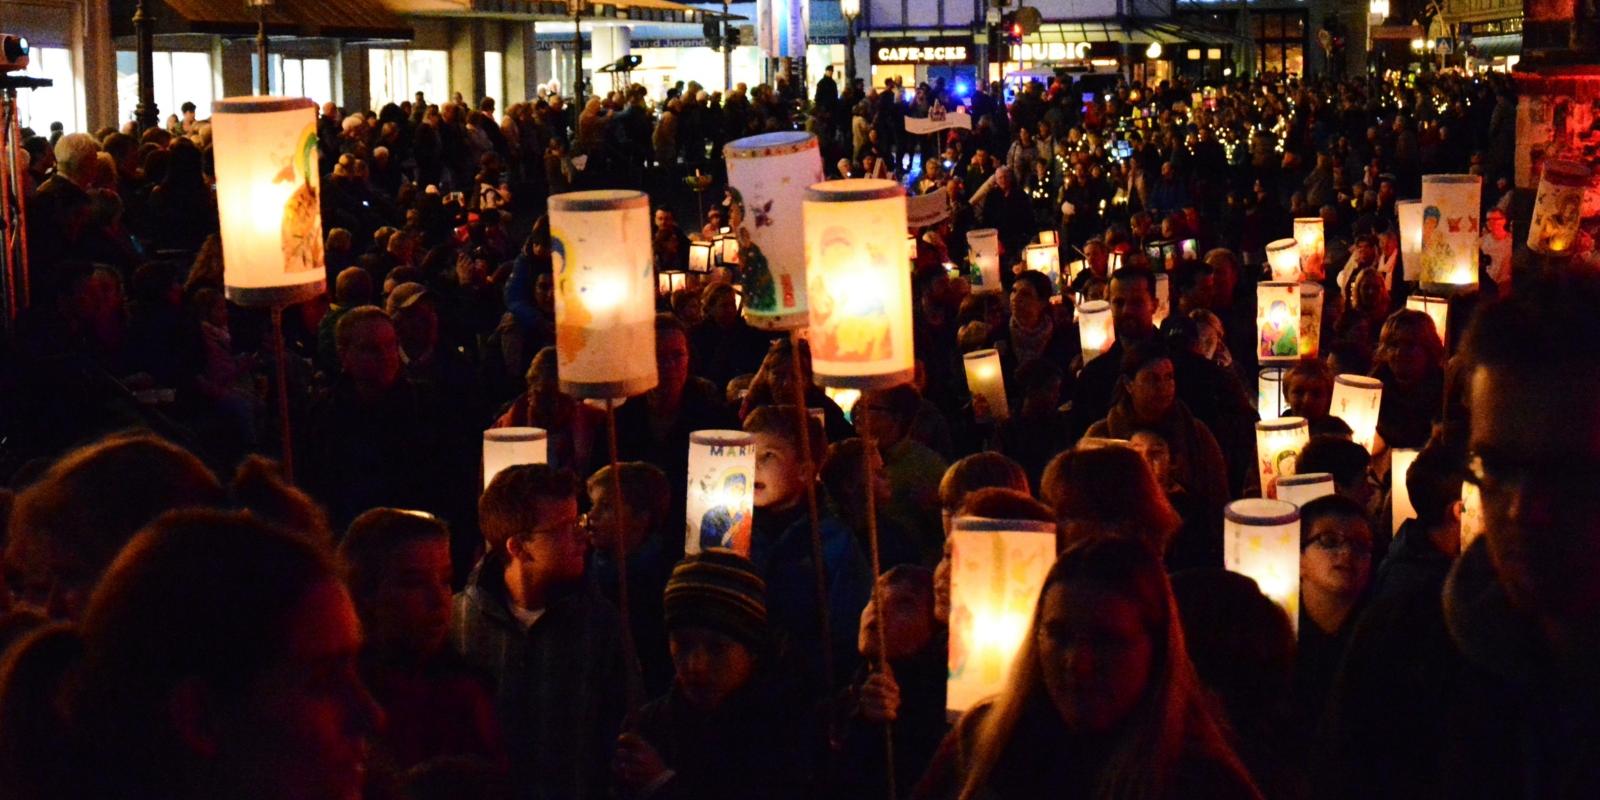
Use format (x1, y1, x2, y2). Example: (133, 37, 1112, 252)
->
(1257, 281, 1300, 363)
(947, 516, 1056, 712)
(1277, 472, 1335, 507)
(1256, 417, 1309, 500)
(687, 430, 756, 556)
(1294, 217, 1325, 281)
(1419, 174, 1482, 293)
(967, 228, 1001, 291)
(549, 190, 658, 398)
(1528, 160, 1590, 256)
(963, 349, 1009, 423)
(725, 131, 824, 330)
(1077, 299, 1115, 362)
(1224, 499, 1301, 627)
(1266, 238, 1300, 282)
(804, 179, 915, 389)
(482, 427, 548, 490)
(1397, 200, 1424, 281)
(1331, 374, 1384, 453)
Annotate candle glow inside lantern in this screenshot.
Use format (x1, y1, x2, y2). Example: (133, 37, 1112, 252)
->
(686, 430, 756, 556)
(1293, 217, 1325, 280)
(1299, 282, 1323, 359)
(1331, 374, 1384, 453)
(656, 270, 688, 298)
(212, 96, 326, 306)
(1460, 481, 1484, 551)
(1256, 281, 1301, 363)
(1266, 238, 1300, 282)
(1405, 294, 1449, 347)
(688, 240, 714, 273)
(946, 516, 1056, 712)
(803, 179, 915, 389)
(1396, 200, 1424, 281)
(1224, 499, 1301, 628)
(1528, 160, 1590, 255)
(966, 228, 1002, 291)
(1038, 229, 1058, 247)
(482, 427, 548, 490)
(1077, 299, 1115, 363)
(1024, 243, 1059, 279)
(825, 386, 862, 420)
(1391, 447, 1419, 536)
(1153, 272, 1171, 327)
(1276, 472, 1335, 507)
(963, 349, 1009, 423)
(1256, 416, 1309, 500)
(549, 190, 659, 399)
(1419, 174, 1482, 293)
(715, 231, 741, 266)
(725, 131, 824, 330)
(1258, 367, 1288, 421)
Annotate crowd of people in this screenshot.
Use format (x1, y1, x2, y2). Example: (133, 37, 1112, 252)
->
(1, 62, 1598, 800)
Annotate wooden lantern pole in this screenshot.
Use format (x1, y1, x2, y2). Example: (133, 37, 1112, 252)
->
(605, 397, 642, 708)
(859, 421, 896, 800)
(270, 304, 295, 481)
(786, 332, 835, 699)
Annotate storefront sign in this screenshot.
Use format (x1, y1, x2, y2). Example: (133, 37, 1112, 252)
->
(1006, 41, 1122, 63)
(872, 38, 974, 65)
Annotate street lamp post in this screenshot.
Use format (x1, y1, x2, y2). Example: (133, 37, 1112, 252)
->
(723, 0, 733, 92)
(133, 0, 157, 130)
(840, 0, 860, 84)
(1368, 0, 1389, 75)
(248, 0, 274, 95)
(570, 0, 585, 114)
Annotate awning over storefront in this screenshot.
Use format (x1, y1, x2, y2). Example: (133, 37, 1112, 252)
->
(390, 0, 727, 23)
(110, 0, 414, 40)
(1466, 33, 1521, 58)
(1027, 18, 1247, 46)
(1371, 23, 1425, 40)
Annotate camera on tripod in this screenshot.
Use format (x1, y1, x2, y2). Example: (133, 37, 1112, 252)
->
(0, 35, 29, 74)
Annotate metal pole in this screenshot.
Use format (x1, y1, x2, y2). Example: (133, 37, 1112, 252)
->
(723, 0, 733, 92)
(844, 14, 858, 85)
(573, 3, 585, 117)
(257, 5, 270, 95)
(133, 0, 157, 131)
(271, 305, 294, 481)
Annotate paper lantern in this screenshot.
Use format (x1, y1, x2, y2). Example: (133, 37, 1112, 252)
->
(715, 232, 741, 266)
(1528, 160, 1590, 255)
(1180, 238, 1199, 260)
(1405, 294, 1449, 346)
(967, 228, 1001, 291)
(1024, 243, 1059, 278)
(1256, 416, 1309, 500)
(1038, 230, 1058, 247)
(803, 179, 915, 389)
(1077, 299, 1115, 363)
(686, 430, 756, 556)
(482, 427, 548, 490)
(212, 96, 325, 307)
(1459, 481, 1484, 551)
(1258, 367, 1288, 421)
(1266, 238, 1300, 282)
(688, 240, 714, 273)
(1331, 374, 1384, 452)
(1391, 447, 1419, 536)
(1396, 200, 1424, 281)
(656, 270, 688, 298)
(1419, 174, 1482, 293)
(1153, 272, 1171, 327)
(1065, 259, 1088, 285)
(1299, 282, 1323, 359)
(946, 516, 1056, 712)
(1256, 281, 1300, 364)
(725, 131, 824, 330)
(1224, 498, 1301, 627)
(963, 349, 1009, 423)
(1293, 217, 1325, 281)
(549, 190, 659, 399)
(1108, 250, 1124, 271)
(1277, 472, 1335, 507)
(824, 386, 861, 420)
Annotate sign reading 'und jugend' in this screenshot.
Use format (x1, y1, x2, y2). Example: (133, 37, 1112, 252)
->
(871, 37, 975, 65)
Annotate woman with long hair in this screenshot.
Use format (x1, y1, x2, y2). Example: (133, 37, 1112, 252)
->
(1370, 308, 1446, 451)
(912, 537, 1261, 800)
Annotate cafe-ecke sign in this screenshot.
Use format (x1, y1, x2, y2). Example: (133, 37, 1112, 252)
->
(872, 37, 974, 65)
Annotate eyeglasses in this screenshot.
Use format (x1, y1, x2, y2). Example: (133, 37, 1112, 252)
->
(1307, 534, 1372, 556)
(528, 514, 591, 540)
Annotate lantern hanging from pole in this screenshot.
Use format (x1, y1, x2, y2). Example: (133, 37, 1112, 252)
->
(1258, 367, 1288, 421)
(946, 515, 1056, 713)
(803, 179, 915, 389)
(1391, 447, 1419, 536)
(966, 228, 1001, 291)
(1256, 281, 1300, 363)
(963, 349, 1009, 423)
(1255, 416, 1309, 500)
(1038, 230, 1058, 247)
(724, 131, 824, 330)
(1224, 498, 1301, 628)
(1299, 282, 1323, 360)
(1276, 472, 1335, 507)
(688, 240, 714, 273)
(548, 190, 659, 399)
(1396, 200, 1424, 281)
(1419, 174, 1482, 294)
(1024, 243, 1059, 278)
(686, 430, 756, 556)
(1404, 294, 1449, 347)
(1266, 238, 1300, 282)
(1293, 217, 1325, 281)
(482, 427, 548, 490)
(212, 96, 326, 307)
(1528, 160, 1590, 255)
(1153, 272, 1171, 327)
(1077, 299, 1115, 363)
(1331, 374, 1384, 453)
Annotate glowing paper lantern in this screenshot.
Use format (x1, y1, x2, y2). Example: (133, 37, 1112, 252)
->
(1391, 447, 1419, 536)
(1396, 200, 1424, 281)
(1277, 472, 1335, 507)
(1405, 294, 1449, 346)
(1293, 217, 1325, 280)
(946, 516, 1056, 712)
(824, 386, 861, 420)
(1460, 481, 1484, 551)
(1258, 367, 1288, 421)
(1065, 259, 1088, 285)
(1108, 250, 1125, 271)
(212, 96, 326, 306)
(963, 349, 1009, 423)
(1256, 281, 1301, 364)
(1528, 160, 1590, 255)
(1331, 374, 1384, 452)
(1077, 299, 1115, 363)
(688, 240, 714, 273)
(725, 131, 824, 330)
(656, 270, 688, 298)
(482, 427, 548, 489)
(715, 231, 741, 266)
(967, 228, 1001, 291)
(1024, 243, 1059, 278)
(686, 430, 756, 556)
(1038, 230, 1058, 247)
(1419, 174, 1482, 293)
(549, 190, 659, 399)
(1255, 416, 1309, 500)
(1299, 283, 1323, 359)
(1153, 272, 1171, 327)
(1224, 498, 1301, 627)
(1266, 238, 1300, 282)
(803, 179, 915, 389)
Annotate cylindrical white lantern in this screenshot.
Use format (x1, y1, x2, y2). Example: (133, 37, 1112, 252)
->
(1023, 243, 1059, 278)
(1405, 294, 1449, 347)
(1153, 272, 1171, 327)
(1266, 238, 1300, 282)
(725, 132, 824, 330)
(1077, 299, 1115, 362)
(549, 190, 659, 399)
(1256, 416, 1309, 500)
(1396, 200, 1424, 281)
(1258, 367, 1289, 421)
(483, 427, 549, 490)
(1390, 447, 1419, 536)
(963, 349, 1009, 423)
(1331, 374, 1384, 453)
(803, 179, 915, 389)
(1293, 217, 1325, 281)
(686, 430, 756, 556)
(967, 228, 1001, 291)
(1276, 472, 1335, 507)
(1528, 160, 1590, 255)
(1038, 229, 1058, 247)
(1224, 498, 1301, 627)
(212, 96, 326, 306)
(1257, 281, 1301, 364)
(1299, 282, 1323, 360)
(946, 516, 1057, 712)
(688, 240, 714, 273)
(1419, 174, 1482, 293)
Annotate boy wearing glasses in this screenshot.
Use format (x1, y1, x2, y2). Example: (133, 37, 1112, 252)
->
(1295, 494, 1375, 742)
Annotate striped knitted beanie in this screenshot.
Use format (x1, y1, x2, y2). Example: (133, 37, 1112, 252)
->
(663, 548, 768, 649)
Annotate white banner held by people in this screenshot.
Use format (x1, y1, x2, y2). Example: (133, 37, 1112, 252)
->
(907, 187, 951, 228)
(905, 107, 973, 135)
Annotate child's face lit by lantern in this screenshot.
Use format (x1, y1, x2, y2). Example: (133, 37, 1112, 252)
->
(751, 432, 805, 511)
(669, 627, 756, 711)
(1037, 582, 1153, 734)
